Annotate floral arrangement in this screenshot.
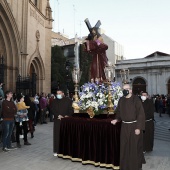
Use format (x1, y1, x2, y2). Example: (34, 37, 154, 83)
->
(78, 81, 123, 115)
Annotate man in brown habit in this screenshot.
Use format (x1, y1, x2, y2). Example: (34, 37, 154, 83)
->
(141, 91, 154, 152)
(111, 84, 145, 170)
(50, 89, 74, 157)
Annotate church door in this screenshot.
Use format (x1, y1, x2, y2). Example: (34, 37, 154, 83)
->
(132, 78, 146, 95)
(167, 79, 170, 94)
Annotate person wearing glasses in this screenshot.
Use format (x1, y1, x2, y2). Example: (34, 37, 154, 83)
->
(111, 83, 145, 170)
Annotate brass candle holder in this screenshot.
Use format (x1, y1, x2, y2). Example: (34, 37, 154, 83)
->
(72, 68, 82, 113)
(120, 69, 129, 84)
(104, 62, 115, 114)
(107, 81, 114, 114)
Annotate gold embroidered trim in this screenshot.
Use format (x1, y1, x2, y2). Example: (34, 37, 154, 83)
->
(58, 154, 120, 169)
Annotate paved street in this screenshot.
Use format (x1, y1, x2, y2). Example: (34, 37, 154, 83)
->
(0, 113, 170, 170)
(142, 113, 170, 170)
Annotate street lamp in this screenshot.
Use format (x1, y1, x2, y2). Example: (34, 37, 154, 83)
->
(104, 61, 115, 82)
(104, 62, 115, 114)
(65, 60, 71, 97)
(120, 69, 129, 84)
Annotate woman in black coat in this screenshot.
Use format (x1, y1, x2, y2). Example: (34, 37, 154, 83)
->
(24, 95, 36, 138)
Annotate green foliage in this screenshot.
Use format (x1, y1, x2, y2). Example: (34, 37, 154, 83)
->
(51, 44, 93, 93)
(79, 44, 93, 86)
(51, 45, 66, 90)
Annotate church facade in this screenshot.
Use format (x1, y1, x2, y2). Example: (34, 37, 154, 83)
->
(0, 0, 53, 94)
(115, 51, 170, 96)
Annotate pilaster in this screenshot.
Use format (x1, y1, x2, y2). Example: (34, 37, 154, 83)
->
(20, 0, 29, 77)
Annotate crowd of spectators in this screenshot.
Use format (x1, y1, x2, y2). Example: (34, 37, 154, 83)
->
(0, 89, 56, 152)
(151, 94, 170, 117)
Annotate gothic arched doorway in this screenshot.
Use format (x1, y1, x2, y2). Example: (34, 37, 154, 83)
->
(30, 63, 35, 76)
(132, 77, 146, 95)
(28, 57, 45, 94)
(0, 1, 21, 91)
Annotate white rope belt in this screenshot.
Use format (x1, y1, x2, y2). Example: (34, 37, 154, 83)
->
(122, 120, 137, 124)
(146, 119, 153, 122)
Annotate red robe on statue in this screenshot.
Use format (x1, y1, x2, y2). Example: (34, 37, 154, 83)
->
(85, 40, 108, 81)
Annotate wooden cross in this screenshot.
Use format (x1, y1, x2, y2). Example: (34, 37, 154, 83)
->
(84, 18, 101, 40)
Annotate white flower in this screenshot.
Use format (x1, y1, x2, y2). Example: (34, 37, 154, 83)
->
(79, 81, 122, 113)
(114, 100, 118, 106)
(118, 92, 123, 97)
(85, 87, 89, 92)
(86, 92, 93, 98)
(99, 93, 103, 98)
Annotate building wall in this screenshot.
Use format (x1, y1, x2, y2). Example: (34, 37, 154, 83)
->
(0, 0, 52, 93)
(102, 34, 124, 65)
(102, 34, 115, 65)
(115, 54, 170, 95)
(101, 34, 124, 79)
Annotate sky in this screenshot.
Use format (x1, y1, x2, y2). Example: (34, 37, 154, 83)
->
(50, 0, 170, 59)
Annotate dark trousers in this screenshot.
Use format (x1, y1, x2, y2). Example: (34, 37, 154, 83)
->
(34, 111, 37, 125)
(16, 121, 28, 143)
(167, 107, 170, 116)
(35, 110, 40, 125)
(159, 107, 163, 117)
(2, 120, 14, 148)
(28, 119, 34, 133)
(40, 108, 47, 123)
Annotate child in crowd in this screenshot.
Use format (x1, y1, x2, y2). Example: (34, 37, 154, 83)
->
(15, 94, 30, 126)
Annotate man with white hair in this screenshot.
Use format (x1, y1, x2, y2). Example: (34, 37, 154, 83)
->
(111, 83, 145, 170)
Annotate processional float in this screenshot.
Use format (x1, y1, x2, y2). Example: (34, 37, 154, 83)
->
(72, 18, 124, 116)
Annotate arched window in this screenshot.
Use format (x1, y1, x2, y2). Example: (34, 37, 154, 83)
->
(132, 77, 146, 95)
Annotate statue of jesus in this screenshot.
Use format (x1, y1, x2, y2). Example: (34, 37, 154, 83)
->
(84, 19, 108, 82)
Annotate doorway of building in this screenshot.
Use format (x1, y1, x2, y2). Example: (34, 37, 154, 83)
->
(167, 79, 170, 94)
(16, 63, 37, 96)
(132, 77, 146, 95)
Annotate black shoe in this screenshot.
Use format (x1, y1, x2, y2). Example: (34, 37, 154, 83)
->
(31, 133, 34, 138)
(17, 143, 21, 148)
(24, 141, 31, 145)
(43, 122, 47, 124)
(2, 148, 10, 152)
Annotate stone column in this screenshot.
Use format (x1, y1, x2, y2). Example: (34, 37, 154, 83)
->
(20, 0, 28, 77)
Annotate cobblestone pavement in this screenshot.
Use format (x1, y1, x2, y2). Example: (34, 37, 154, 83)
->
(143, 112, 170, 170)
(0, 113, 169, 170)
(154, 112, 170, 142)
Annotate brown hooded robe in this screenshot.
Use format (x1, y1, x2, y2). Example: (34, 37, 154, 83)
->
(142, 98, 154, 152)
(116, 95, 146, 170)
